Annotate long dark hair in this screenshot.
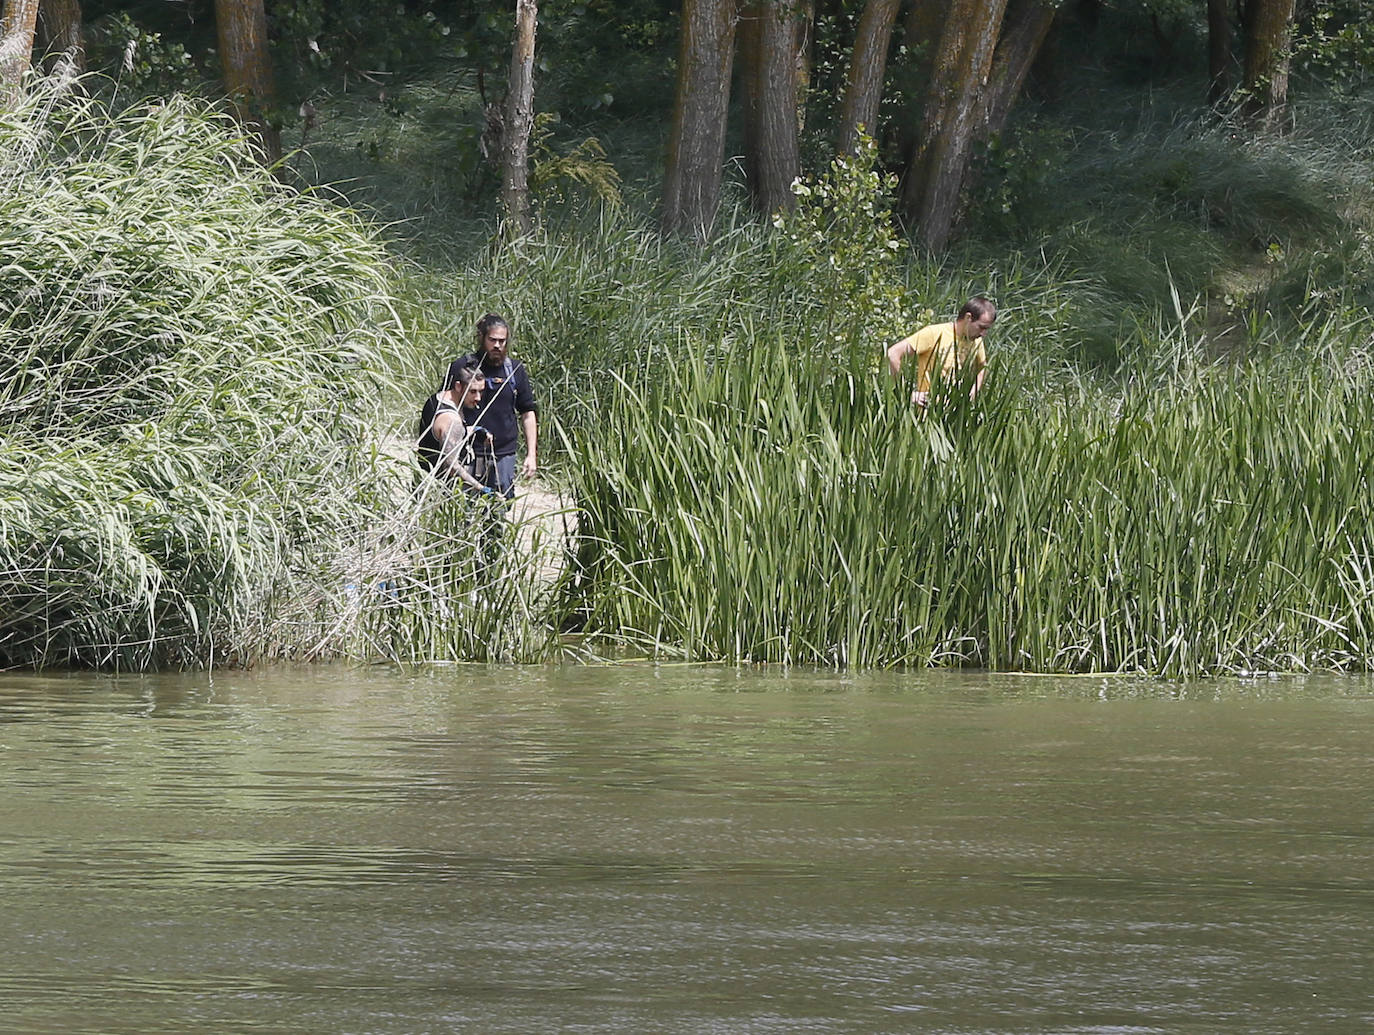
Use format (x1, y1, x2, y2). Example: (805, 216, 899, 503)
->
(475, 313, 509, 353)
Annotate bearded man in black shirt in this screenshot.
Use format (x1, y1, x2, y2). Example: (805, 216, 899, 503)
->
(459, 313, 538, 500)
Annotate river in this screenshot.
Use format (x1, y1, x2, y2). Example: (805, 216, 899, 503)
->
(2, 665, 1370, 1033)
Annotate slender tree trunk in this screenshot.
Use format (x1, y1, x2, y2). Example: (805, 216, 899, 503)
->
(1241, 0, 1295, 127)
(0, 0, 40, 88)
(901, 0, 1009, 251)
(762, 0, 802, 213)
(837, 0, 901, 155)
(975, 0, 1055, 141)
(739, 3, 762, 179)
(1206, 0, 1231, 106)
(501, 0, 538, 235)
(740, 0, 801, 216)
(214, 0, 281, 164)
(662, 0, 738, 238)
(793, 0, 814, 137)
(36, 0, 81, 78)
(892, 0, 951, 169)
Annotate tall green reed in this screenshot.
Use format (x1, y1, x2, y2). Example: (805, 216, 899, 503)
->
(560, 325, 1374, 676)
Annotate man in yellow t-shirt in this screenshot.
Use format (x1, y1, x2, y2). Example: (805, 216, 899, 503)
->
(886, 296, 996, 408)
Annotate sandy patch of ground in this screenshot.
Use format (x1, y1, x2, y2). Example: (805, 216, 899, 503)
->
(377, 431, 577, 581)
(509, 482, 578, 581)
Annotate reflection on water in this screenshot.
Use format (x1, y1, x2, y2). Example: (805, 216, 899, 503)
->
(1, 666, 1372, 1032)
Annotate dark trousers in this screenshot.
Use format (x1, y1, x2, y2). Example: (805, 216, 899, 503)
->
(474, 453, 517, 500)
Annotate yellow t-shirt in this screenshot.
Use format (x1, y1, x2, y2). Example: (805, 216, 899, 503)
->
(896, 322, 987, 392)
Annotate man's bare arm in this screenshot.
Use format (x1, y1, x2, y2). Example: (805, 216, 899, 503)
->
(887, 338, 913, 378)
(436, 415, 486, 490)
(520, 410, 538, 479)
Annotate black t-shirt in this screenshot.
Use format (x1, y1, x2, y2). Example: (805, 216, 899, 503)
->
(416, 394, 465, 472)
(464, 352, 537, 458)
(416, 393, 441, 471)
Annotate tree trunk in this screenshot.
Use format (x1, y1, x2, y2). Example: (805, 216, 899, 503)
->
(214, 0, 280, 164)
(1241, 0, 1295, 127)
(837, 0, 901, 155)
(36, 0, 82, 78)
(738, 3, 762, 181)
(892, 0, 951, 169)
(740, 0, 801, 216)
(0, 0, 40, 87)
(501, 0, 538, 236)
(661, 0, 738, 238)
(901, 0, 1010, 251)
(793, 0, 815, 137)
(975, 0, 1056, 142)
(1206, 0, 1231, 106)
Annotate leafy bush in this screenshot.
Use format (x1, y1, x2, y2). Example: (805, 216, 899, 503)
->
(770, 133, 911, 366)
(84, 12, 200, 95)
(1294, 2, 1374, 95)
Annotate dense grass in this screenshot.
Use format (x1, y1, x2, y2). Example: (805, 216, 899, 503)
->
(0, 82, 413, 668)
(963, 81, 1374, 362)
(560, 323, 1374, 676)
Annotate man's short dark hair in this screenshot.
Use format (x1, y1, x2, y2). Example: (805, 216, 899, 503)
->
(445, 359, 481, 391)
(958, 296, 996, 323)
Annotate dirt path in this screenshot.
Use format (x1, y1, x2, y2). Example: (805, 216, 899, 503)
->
(509, 483, 578, 581)
(378, 432, 578, 583)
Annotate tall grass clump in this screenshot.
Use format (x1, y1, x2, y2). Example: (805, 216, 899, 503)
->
(332, 481, 573, 665)
(0, 81, 416, 669)
(559, 314, 1374, 676)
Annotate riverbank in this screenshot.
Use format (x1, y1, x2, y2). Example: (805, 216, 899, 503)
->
(6, 79, 1374, 676)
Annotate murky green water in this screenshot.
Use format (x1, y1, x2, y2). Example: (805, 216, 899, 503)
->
(2, 665, 1371, 1033)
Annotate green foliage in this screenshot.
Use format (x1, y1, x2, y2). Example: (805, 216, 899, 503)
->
(0, 82, 410, 669)
(268, 0, 458, 81)
(85, 12, 200, 95)
(963, 81, 1368, 361)
(532, 0, 679, 119)
(561, 323, 1374, 676)
(266, 0, 677, 123)
(282, 70, 492, 244)
(394, 196, 1374, 677)
(406, 209, 780, 428)
(1294, 1, 1374, 94)
(969, 119, 1072, 237)
(771, 133, 910, 364)
(409, 190, 1095, 449)
(529, 112, 622, 212)
(14, 2, 1374, 677)
(796, 2, 861, 145)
